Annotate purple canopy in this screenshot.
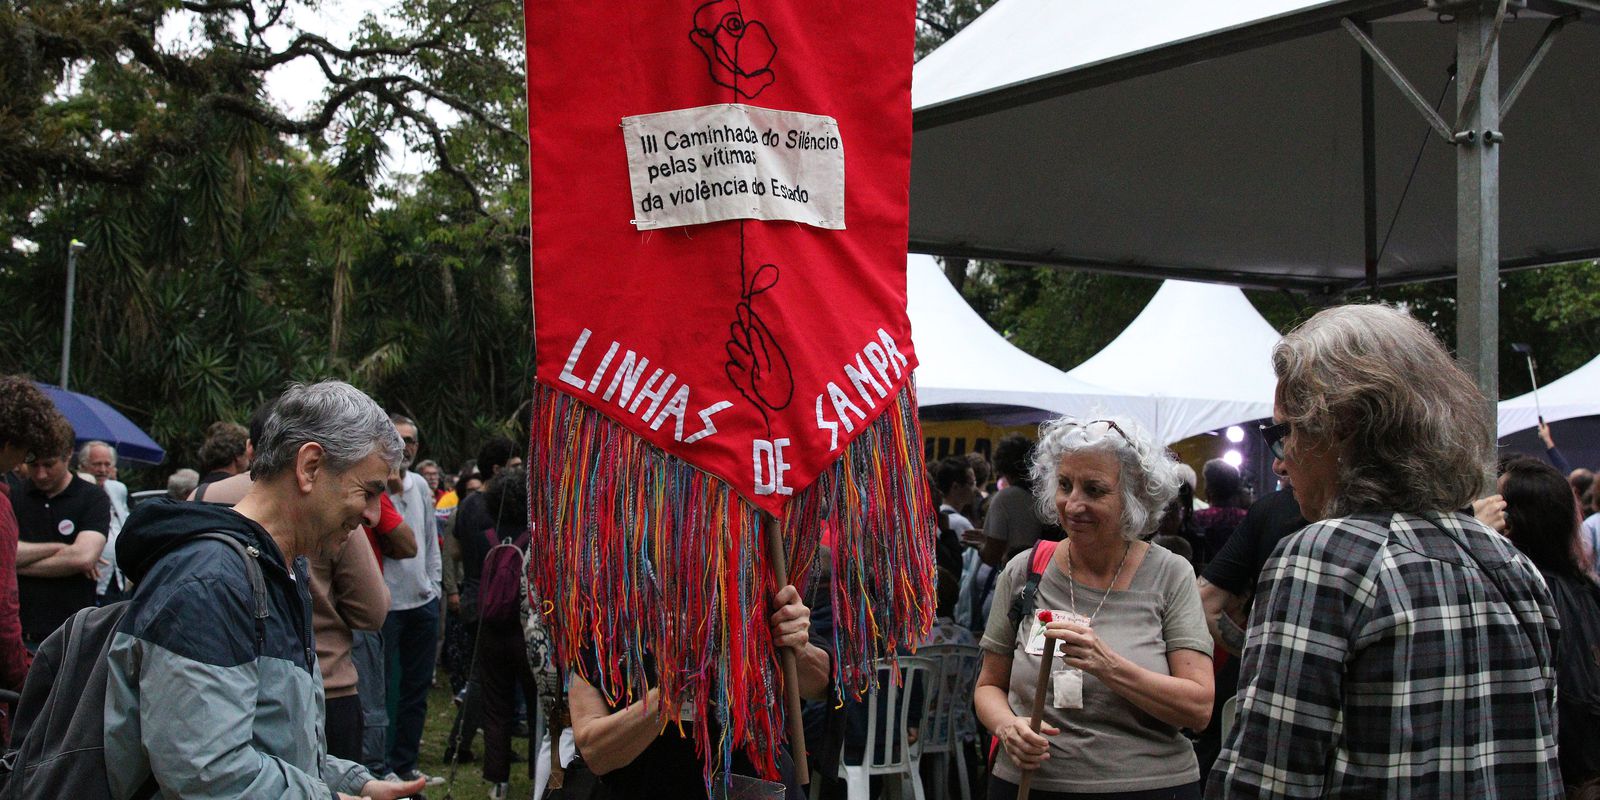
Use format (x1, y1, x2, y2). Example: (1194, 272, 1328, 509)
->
(34, 383, 165, 465)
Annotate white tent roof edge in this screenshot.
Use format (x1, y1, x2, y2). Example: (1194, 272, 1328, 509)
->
(1498, 352, 1600, 437)
(906, 254, 1162, 431)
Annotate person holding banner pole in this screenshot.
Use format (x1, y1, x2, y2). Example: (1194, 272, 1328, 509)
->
(976, 416, 1213, 800)
(568, 583, 831, 798)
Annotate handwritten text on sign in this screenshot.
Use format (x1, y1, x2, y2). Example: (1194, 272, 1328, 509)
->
(622, 104, 845, 231)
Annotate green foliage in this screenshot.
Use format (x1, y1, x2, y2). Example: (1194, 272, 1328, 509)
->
(0, 0, 530, 485)
(1243, 263, 1600, 398)
(958, 262, 1158, 370)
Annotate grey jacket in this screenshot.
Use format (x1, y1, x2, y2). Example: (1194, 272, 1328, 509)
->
(103, 501, 372, 798)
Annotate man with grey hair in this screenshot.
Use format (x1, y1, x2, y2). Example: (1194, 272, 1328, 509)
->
(381, 412, 444, 784)
(77, 440, 128, 602)
(165, 468, 200, 500)
(102, 382, 425, 800)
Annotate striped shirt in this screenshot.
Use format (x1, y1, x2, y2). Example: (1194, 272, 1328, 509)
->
(1207, 511, 1561, 799)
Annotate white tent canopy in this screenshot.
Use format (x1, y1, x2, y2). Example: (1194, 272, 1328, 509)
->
(907, 254, 1157, 427)
(1068, 280, 1281, 444)
(1498, 354, 1600, 437)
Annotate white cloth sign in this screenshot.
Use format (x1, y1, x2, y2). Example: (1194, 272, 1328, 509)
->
(622, 103, 845, 231)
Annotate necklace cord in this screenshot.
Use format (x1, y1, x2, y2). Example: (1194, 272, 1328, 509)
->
(1066, 540, 1133, 626)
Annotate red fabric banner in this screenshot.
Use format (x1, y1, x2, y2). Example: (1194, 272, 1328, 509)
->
(528, 0, 917, 516)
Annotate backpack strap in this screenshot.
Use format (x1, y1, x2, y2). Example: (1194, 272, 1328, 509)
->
(194, 532, 268, 650)
(1008, 540, 1060, 634)
(193, 481, 209, 503)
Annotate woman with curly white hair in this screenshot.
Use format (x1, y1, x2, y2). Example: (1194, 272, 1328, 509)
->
(976, 416, 1214, 800)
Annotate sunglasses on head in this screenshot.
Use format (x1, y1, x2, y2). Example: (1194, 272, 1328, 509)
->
(1066, 419, 1130, 441)
(1259, 422, 1290, 459)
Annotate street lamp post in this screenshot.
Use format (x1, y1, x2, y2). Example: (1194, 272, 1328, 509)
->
(61, 239, 85, 390)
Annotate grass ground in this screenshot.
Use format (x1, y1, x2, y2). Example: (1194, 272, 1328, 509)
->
(415, 680, 538, 800)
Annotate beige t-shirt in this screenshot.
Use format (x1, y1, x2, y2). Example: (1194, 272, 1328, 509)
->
(983, 485, 1047, 556)
(981, 542, 1212, 793)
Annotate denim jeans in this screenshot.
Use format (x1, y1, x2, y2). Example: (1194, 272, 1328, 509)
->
(351, 629, 389, 775)
(383, 597, 440, 774)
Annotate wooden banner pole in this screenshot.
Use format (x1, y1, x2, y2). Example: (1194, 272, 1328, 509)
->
(762, 511, 810, 786)
(1017, 629, 1054, 800)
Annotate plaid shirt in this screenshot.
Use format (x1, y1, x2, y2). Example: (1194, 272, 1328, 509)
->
(1207, 511, 1561, 799)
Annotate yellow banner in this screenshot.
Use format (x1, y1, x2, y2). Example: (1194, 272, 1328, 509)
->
(921, 419, 1039, 464)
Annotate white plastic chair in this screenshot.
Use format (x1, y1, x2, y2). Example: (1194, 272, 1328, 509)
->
(1220, 694, 1240, 745)
(914, 643, 982, 800)
(817, 655, 936, 800)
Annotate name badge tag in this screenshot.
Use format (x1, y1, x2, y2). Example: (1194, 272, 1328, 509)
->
(1052, 668, 1084, 709)
(1023, 610, 1087, 656)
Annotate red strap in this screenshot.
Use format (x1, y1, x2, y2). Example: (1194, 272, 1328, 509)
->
(1029, 539, 1059, 575)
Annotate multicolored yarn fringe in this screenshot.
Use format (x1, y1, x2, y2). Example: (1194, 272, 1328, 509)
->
(528, 379, 937, 784)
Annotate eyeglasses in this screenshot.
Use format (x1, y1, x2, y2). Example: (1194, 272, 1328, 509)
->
(401, 436, 417, 445)
(1259, 422, 1290, 460)
(1067, 419, 1130, 441)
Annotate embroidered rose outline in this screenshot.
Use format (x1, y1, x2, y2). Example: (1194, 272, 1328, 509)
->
(689, 0, 778, 99)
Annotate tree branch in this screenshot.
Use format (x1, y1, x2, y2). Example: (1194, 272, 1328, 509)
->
(392, 78, 527, 147)
(180, 0, 251, 13)
(376, 87, 492, 221)
(916, 15, 957, 38)
(248, 31, 448, 71)
(12, 0, 523, 210)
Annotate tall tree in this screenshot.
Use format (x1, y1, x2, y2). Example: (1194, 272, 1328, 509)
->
(0, 0, 531, 477)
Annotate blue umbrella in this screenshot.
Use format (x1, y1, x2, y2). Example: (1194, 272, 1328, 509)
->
(33, 382, 166, 465)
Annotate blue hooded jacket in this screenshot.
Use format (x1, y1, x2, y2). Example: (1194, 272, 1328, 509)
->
(103, 500, 372, 798)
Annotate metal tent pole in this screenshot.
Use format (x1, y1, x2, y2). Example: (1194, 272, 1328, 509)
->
(61, 239, 85, 390)
(1359, 21, 1380, 292)
(1351, 0, 1566, 450)
(1453, 1, 1502, 446)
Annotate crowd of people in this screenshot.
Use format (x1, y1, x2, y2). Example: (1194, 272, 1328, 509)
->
(912, 303, 1600, 800)
(0, 301, 1596, 799)
(0, 379, 568, 799)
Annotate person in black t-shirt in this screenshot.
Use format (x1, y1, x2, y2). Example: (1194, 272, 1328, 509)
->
(1192, 484, 1306, 778)
(13, 423, 111, 645)
(569, 584, 831, 799)
(1199, 486, 1308, 642)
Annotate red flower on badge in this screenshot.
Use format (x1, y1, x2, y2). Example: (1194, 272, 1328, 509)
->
(689, 0, 778, 99)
